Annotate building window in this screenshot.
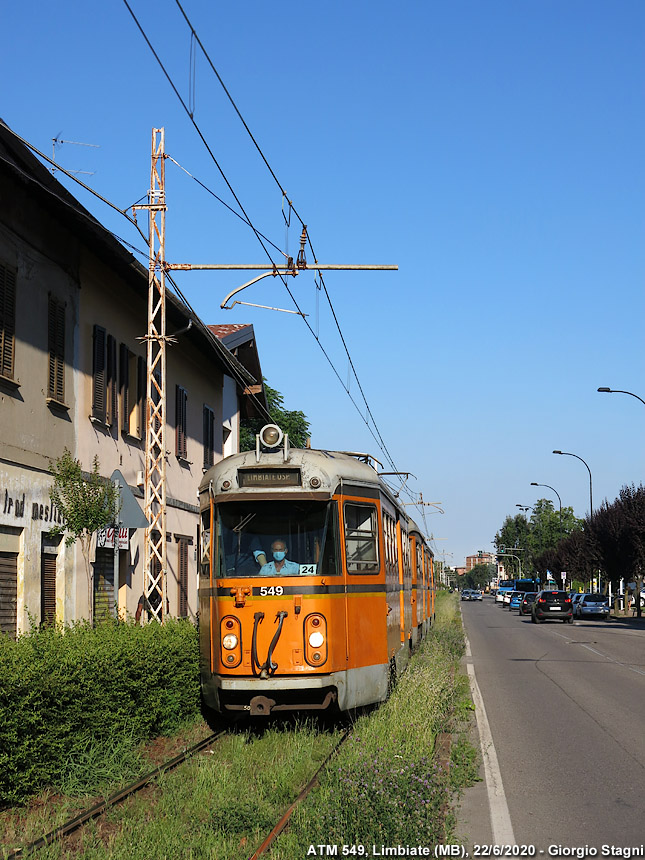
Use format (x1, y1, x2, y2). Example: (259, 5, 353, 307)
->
(203, 405, 215, 470)
(0, 262, 16, 380)
(176, 385, 188, 459)
(47, 294, 66, 403)
(92, 325, 106, 422)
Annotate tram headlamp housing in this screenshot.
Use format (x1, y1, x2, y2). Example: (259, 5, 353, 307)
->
(222, 633, 238, 650)
(308, 631, 324, 648)
(259, 424, 283, 448)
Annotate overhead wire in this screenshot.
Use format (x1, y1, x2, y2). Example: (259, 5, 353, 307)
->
(124, 1, 412, 493)
(169, 0, 399, 469)
(1, 127, 272, 424)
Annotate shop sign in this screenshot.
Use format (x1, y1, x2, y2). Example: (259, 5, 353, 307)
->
(96, 527, 129, 550)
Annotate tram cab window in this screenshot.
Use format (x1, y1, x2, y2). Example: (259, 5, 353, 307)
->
(215, 501, 338, 577)
(344, 503, 379, 574)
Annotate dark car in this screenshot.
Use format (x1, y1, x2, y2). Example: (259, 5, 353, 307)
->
(519, 592, 538, 616)
(531, 590, 573, 623)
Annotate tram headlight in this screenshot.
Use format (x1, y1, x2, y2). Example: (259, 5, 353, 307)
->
(304, 613, 328, 667)
(259, 424, 283, 448)
(222, 633, 238, 650)
(308, 631, 324, 648)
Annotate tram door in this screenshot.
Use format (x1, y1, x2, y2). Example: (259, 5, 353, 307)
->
(341, 496, 383, 670)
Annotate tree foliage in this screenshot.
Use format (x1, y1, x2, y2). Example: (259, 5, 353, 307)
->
(240, 380, 311, 451)
(494, 500, 583, 582)
(494, 486, 645, 613)
(463, 563, 494, 591)
(49, 449, 119, 624)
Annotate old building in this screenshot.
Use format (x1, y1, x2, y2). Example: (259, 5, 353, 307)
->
(0, 120, 267, 637)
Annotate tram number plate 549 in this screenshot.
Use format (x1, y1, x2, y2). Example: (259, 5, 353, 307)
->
(259, 585, 284, 596)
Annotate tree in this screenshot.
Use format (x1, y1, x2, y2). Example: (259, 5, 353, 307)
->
(48, 449, 119, 625)
(240, 380, 311, 451)
(463, 563, 494, 591)
(494, 502, 584, 583)
(587, 484, 645, 615)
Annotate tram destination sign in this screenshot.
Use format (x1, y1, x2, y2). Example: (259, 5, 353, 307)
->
(238, 468, 302, 488)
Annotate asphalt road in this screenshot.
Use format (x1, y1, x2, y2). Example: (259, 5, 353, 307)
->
(458, 596, 645, 851)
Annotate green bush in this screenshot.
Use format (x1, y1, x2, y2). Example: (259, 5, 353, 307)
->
(0, 618, 199, 806)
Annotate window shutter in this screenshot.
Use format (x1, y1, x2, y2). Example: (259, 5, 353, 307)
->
(137, 356, 146, 437)
(203, 405, 214, 469)
(41, 555, 57, 626)
(120, 343, 129, 434)
(176, 386, 187, 458)
(106, 335, 117, 427)
(0, 264, 16, 379)
(178, 540, 188, 618)
(47, 295, 65, 402)
(92, 325, 106, 421)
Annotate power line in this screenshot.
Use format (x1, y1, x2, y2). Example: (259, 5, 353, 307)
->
(1, 126, 272, 424)
(123, 1, 411, 496)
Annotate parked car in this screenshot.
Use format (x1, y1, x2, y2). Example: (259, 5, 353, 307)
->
(519, 592, 538, 616)
(531, 590, 573, 623)
(576, 593, 610, 620)
(509, 591, 523, 611)
(570, 593, 584, 613)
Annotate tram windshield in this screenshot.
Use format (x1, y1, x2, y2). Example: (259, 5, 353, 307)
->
(215, 500, 338, 577)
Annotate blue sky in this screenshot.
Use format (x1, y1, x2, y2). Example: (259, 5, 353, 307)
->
(3, 0, 644, 566)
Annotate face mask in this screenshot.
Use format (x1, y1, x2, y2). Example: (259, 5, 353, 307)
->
(273, 551, 286, 562)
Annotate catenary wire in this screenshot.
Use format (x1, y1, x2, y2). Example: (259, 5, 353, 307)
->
(0, 129, 272, 424)
(123, 3, 413, 495)
(168, 0, 399, 471)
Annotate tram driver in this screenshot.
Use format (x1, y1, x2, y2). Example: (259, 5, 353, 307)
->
(260, 539, 299, 575)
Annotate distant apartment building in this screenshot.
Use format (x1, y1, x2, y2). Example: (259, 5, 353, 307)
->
(0, 121, 267, 638)
(465, 551, 495, 571)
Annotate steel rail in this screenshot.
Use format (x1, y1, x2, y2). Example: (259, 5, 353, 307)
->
(247, 728, 351, 860)
(7, 731, 226, 860)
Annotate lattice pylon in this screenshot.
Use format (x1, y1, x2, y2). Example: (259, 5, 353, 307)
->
(143, 128, 167, 623)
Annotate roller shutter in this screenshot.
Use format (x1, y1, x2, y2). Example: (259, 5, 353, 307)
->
(93, 548, 114, 621)
(0, 551, 18, 639)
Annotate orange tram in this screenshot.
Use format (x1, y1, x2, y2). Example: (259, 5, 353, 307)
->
(198, 424, 435, 718)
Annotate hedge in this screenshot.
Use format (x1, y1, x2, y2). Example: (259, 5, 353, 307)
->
(0, 618, 199, 806)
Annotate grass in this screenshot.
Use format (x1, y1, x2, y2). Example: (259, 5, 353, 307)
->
(270, 590, 478, 857)
(1, 591, 478, 860)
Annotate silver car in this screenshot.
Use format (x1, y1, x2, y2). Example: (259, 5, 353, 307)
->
(576, 593, 610, 620)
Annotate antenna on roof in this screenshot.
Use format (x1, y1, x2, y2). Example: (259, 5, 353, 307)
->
(51, 136, 100, 176)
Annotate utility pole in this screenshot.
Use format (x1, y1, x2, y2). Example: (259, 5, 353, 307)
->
(136, 128, 167, 622)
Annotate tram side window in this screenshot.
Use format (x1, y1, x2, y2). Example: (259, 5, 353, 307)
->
(344, 503, 379, 574)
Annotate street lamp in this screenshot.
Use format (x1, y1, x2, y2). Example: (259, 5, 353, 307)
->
(531, 482, 562, 536)
(552, 450, 593, 520)
(597, 387, 645, 407)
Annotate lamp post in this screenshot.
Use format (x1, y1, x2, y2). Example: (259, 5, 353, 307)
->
(531, 482, 563, 537)
(553, 450, 593, 521)
(597, 387, 645, 407)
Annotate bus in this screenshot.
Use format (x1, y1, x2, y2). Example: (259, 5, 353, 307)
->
(495, 578, 539, 604)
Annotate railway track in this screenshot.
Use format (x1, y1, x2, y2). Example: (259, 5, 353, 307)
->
(6, 723, 350, 860)
(6, 730, 226, 860)
(247, 727, 350, 860)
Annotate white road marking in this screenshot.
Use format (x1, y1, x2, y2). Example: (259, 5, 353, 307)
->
(463, 628, 516, 844)
(549, 628, 645, 676)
